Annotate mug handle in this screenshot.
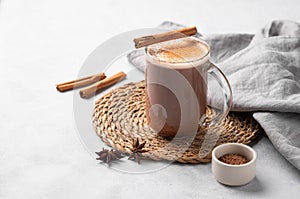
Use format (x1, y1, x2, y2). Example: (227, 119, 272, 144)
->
(201, 63, 233, 127)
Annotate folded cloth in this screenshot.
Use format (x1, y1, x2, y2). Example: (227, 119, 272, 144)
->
(128, 20, 300, 171)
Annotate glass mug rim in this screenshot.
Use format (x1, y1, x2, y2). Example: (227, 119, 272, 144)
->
(145, 37, 211, 65)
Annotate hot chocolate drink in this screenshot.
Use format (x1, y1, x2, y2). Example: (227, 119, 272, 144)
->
(145, 37, 211, 138)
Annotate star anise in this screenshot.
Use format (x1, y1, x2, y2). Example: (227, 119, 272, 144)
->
(128, 138, 148, 164)
(95, 148, 124, 165)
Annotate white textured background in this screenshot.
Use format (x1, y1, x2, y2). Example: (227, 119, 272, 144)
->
(0, 0, 300, 198)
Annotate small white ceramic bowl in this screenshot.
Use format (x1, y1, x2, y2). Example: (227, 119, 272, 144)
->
(212, 143, 257, 186)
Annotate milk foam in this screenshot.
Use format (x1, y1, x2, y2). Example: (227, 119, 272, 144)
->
(146, 37, 210, 68)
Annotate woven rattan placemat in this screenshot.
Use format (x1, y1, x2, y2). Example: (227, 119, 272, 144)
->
(92, 81, 260, 163)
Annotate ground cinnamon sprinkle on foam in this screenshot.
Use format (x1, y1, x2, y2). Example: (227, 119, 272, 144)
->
(218, 154, 249, 165)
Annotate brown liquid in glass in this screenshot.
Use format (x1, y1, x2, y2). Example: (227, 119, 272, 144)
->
(145, 38, 210, 138)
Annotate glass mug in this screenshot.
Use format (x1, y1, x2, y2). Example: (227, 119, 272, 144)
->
(145, 37, 232, 138)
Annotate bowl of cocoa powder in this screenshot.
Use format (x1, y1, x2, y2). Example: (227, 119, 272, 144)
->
(212, 143, 257, 186)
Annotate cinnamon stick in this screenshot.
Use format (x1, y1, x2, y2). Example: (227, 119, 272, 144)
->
(80, 71, 126, 99)
(134, 26, 197, 48)
(56, 73, 106, 92)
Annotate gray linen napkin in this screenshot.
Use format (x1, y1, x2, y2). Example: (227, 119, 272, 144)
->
(128, 20, 300, 171)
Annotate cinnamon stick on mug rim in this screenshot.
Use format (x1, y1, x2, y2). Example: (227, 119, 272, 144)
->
(56, 73, 106, 92)
(134, 26, 197, 48)
(80, 71, 126, 99)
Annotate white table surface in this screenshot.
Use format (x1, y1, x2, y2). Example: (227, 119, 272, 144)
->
(1, 0, 300, 198)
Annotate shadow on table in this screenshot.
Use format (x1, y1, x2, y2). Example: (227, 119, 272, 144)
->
(236, 177, 264, 193)
(222, 177, 264, 193)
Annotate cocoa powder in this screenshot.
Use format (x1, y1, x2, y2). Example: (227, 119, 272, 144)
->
(218, 154, 249, 165)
